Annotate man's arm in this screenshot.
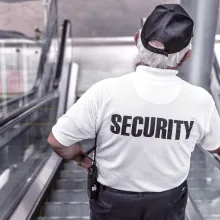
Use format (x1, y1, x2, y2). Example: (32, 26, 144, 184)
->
(209, 147, 220, 154)
(47, 81, 104, 167)
(48, 132, 92, 168)
(47, 132, 83, 161)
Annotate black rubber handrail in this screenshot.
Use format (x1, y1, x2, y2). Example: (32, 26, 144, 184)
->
(53, 19, 73, 114)
(35, 0, 58, 96)
(53, 19, 72, 89)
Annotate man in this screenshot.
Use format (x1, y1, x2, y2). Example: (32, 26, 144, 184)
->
(48, 4, 220, 220)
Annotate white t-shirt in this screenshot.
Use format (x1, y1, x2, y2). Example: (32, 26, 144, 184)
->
(52, 65, 220, 192)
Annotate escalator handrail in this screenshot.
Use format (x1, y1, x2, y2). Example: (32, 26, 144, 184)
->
(53, 20, 72, 89)
(0, 90, 59, 135)
(53, 19, 73, 115)
(35, 0, 58, 96)
(2, 19, 73, 220)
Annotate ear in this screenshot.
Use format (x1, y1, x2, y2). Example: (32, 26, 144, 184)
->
(178, 50, 192, 67)
(134, 32, 139, 46)
(182, 50, 191, 62)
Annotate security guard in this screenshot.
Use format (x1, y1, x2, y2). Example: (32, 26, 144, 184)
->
(48, 4, 220, 220)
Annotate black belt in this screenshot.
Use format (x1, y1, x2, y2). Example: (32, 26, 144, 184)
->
(99, 180, 187, 195)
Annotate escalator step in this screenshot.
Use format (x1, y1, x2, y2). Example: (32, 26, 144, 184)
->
(188, 170, 220, 179)
(42, 202, 90, 217)
(56, 179, 87, 190)
(59, 171, 87, 180)
(193, 201, 220, 217)
(188, 178, 220, 188)
(190, 160, 212, 170)
(189, 188, 219, 201)
(50, 190, 88, 202)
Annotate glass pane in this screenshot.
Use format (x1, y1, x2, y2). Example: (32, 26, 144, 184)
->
(0, 42, 42, 121)
(0, 96, 58, 212)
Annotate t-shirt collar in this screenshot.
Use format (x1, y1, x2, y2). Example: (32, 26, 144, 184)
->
(136, 65, 179, 78)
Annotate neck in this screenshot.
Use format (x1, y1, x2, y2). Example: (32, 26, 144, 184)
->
(136, 62, 178, 70)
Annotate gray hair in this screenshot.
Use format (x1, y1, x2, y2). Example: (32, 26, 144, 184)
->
(137, 29, 192, 69)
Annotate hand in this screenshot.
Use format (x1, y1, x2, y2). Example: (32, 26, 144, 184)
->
(74, 154, 93, 169)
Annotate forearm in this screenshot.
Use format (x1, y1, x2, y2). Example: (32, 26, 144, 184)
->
(52, 143, 83, 160)
(48, 132, 84, 161)
(210, 147, 220, 155)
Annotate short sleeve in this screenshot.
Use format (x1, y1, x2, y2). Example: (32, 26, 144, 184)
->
(52, 81, 103, 146)
(199, 103, 220, 151)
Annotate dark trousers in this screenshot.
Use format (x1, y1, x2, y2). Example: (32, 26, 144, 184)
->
(90, 180, 188, 220)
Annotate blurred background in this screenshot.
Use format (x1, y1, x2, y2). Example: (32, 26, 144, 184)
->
(0, 1, 220, 220)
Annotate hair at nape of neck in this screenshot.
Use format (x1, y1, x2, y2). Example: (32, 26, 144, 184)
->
(137, 29, 192, 69)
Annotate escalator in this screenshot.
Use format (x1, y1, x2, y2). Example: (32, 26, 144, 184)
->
(0, 8, 74, 219)
(31, 50, 220, 220)
(3, 56, 220, 220)
(33, 149, 220, 220)
(37, 160, 89, 219)
(6, 53, 220, 220)
(2, 14, 220, 220)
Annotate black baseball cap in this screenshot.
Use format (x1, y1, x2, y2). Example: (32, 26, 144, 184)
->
(141, 4, 194, 57)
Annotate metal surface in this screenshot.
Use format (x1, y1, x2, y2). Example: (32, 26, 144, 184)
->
(72, 37, 135, 46)
(36, 160, 89, 219)
(9, 153, 61, 220)
(185, 197, 203, 220)
(180, 0, 219, 90)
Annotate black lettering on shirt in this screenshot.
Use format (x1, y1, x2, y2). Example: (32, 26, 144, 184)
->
(131, 117, 144, 137)
(110, 114, 122, 134)
(143, 117, 156, 137)
(121, 115, 132, 136)
(184, 121, 194, 139)
(155, 118, 167, 139)
(174, 120, 184, 140)
(110, 114, 194, 140)
(167, 119, 173, 139)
